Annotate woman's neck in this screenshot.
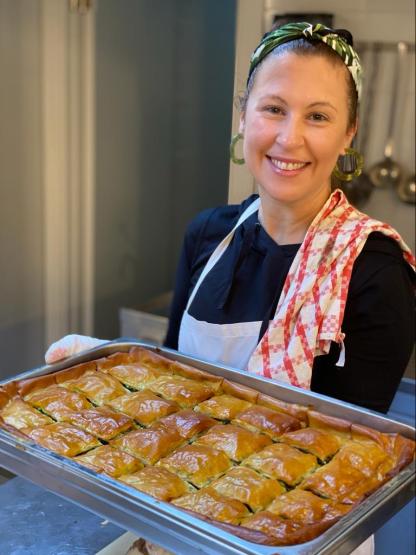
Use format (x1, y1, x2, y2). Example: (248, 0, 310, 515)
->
(258, 187, 331, 245)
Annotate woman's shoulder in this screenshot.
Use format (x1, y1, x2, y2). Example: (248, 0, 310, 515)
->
(185, 194, 259, 243)
(350, 231, 415, 293)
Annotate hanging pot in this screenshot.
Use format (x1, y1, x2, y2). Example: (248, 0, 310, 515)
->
(397, 174, 416, 204)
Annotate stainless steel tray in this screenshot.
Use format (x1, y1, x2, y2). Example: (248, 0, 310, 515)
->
(0, 340, 414, 555)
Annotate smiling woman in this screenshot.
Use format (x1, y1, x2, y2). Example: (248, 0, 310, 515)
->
(240, 53, 356, 238)
(45, 21, 416, 555)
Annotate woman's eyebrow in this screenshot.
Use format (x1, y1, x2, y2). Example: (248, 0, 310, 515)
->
(258, 95, 338, 112)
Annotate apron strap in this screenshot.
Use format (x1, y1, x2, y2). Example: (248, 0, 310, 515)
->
(185, 197, 260, 312)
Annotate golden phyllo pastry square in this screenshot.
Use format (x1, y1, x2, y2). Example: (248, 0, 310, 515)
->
(158, 444, 232, 488)
(195, 394, 252, 421)
(233, 406, 302, 440)
(24, 385, 92, 420)
(74, 445, 143, 477)
(265, 489, 351, 524)
(1, 398, 54, 430)
(241, 511, 325, 545)
(25, 422, 101, 457)
(61, 407, 133, 441)
(59, 370, 128, 405)
(194, 424, 272, 462)
(172, 487, 250, 524)
(301, 440, 392, 504)
(278, 427, 342, 462)
(106, 390, 179, 426)
(148, 375, 215, 408)
(243, 443, 318, 487)
(210, 467, 285, 512)
(105, 364, 169, 391)
(112, 425, 183, 465)
(119, 467, 194, 501)
(157, 409, 216, 440)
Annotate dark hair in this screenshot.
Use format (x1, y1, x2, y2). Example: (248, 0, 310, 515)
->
(238, 37, 358, 130)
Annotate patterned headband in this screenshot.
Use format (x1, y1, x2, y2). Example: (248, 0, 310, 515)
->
(249, 22, 362, 100)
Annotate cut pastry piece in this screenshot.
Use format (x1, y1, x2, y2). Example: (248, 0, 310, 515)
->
(129, 346, 173, 373)
(24, 385, 92, 420)
(119, 467, 195, 501)
(195, 394, 252, 421)
(300, 441, 391, 503)
(257, 393, 309, 425)
(0, 398, 54, 430)
(104, 364, 167, 391)
(210, 467, 285, 512)
(266, 489, 351, 524)
(59, 370, 128, 405)
(75, 445, 143, 477)
(307, 410, 352, 441)
(351, 425, 416, 477)
(95, 351, 138, 371)
(278, 427, 342, 462)
(25, 422, 101, 457)
(148, 375, 215, 408)
(156, 409, 216, 440)
(243, 443, 318, 487)
(112, 425, 184, 465)
(61, 406, 133, 441)
(172, 487, 250, 525)
(241, 510, 336, 545)
(169, 361, 223, 393)
(106, 390, 179, 426)
(194, 424, 272, 462)
(233, 405, 302, 440)
(158, 444, 232, 488)
(333, 440, 391, 478)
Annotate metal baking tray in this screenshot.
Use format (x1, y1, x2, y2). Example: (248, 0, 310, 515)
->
(0, 340, 414, 555)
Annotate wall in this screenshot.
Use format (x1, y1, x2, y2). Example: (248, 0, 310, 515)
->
(0, 1, 45, 377)
(94, 0, 236, 338)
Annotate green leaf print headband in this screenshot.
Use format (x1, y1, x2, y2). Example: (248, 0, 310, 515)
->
(249, 22, 363, 100)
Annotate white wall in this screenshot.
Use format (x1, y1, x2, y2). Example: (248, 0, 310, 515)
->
(0, 1, 45, 377)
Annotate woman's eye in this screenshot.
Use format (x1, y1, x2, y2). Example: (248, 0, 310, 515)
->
(309, 112, 328, 122)
(264, 105, 284, 115)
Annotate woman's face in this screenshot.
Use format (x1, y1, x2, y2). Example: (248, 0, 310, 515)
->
(240, 52, 356, 206)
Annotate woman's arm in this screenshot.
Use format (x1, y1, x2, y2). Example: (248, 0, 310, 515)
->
(311, 234, 415, 413)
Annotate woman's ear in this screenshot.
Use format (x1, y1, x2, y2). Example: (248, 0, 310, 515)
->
(341, 118, 358, 154)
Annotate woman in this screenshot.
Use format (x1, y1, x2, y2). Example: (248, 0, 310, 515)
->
(46, 22, 415, 553)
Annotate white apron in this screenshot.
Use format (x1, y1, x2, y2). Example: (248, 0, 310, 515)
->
(178, 198, 261, 368)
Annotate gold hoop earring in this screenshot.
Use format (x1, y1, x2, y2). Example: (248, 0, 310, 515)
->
(230, 133, 245, 165)
(332, 147, 364, 181)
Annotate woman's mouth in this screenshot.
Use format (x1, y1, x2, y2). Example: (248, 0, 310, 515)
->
(267, 156, 310, 175)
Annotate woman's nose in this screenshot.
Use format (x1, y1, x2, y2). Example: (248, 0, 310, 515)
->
(275, 117, 304, 148)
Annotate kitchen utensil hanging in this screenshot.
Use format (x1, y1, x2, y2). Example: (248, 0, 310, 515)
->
(397, 174, 416, 204)
(368, 42, 407, 188)
(394, 45, 415, 204)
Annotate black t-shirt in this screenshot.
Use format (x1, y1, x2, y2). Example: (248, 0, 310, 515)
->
(165, 195, 415, 413)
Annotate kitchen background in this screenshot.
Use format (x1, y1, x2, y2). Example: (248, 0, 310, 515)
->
(0, 0, 414, 381)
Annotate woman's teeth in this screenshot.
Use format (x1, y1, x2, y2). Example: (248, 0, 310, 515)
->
(271, 158, 307, 170)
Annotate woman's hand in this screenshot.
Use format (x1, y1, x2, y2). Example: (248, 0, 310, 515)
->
(45, 334, 107, 364)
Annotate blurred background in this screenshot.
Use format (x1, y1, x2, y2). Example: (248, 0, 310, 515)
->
(0, 0, 414, 379)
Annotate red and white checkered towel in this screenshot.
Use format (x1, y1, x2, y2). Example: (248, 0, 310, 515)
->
(247, 189, 415, 389)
